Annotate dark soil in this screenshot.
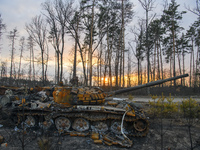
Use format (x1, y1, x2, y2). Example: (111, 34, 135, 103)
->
(0, 104, 200, 150)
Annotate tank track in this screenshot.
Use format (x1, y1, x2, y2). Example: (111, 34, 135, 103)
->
(16, 110, 149, 137)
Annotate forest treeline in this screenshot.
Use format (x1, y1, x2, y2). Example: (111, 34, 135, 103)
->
(0, 0, 200, 88)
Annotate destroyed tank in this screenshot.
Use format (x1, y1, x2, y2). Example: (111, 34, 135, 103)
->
(10, 74, 189, 147)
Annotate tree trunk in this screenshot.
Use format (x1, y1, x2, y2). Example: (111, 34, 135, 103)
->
(103, 51, 108, 87)
(119, 45, 122, 87)
(109, 44, 112, 89)
(9, 29, 17, 85)
(182, 48, 185, 86)
(153, 42, 156, 81)
(170, 56, 172, 86)
(177, 45, 182, 85)
(190, 40, 193, 87)
(157, 40, 160, 80)
(29, 43, 32, 81)
(18, 37, 25, 81)
(138, 58, 140, 85)
(115, 48, 119, 88)
(195, 45, 199, 87)
(32, 45, 35, 82)
(193, 43, 195, 87)
(159, 40, 163, 81)
(56, 51, 60, 84)
(172, 24, 176, 86)
(72, 18, 79, 86)
(127, 50, 131, 87)
(41, 50, 45, 85)
(60, 29, 65, 83)
(99, 41, 103, 86)
(45, 44, 49, 84)
(76, 41, 87, 85)
(88, 0, 95, 87)
(121, 0, 125, 88)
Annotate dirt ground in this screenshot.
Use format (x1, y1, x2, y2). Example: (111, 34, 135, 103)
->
(0, 102, 200, 150)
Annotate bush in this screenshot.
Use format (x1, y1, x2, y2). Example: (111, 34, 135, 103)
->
(148, 93, 178, 118)
(180, 98, 199, 118)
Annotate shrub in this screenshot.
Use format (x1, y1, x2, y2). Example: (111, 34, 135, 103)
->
(148, 93, 178, 118)
(180, 98, 199, 118)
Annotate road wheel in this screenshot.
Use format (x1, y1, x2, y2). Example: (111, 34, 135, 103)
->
(72, 118, 89, 132)
(55, 117, 71, 132)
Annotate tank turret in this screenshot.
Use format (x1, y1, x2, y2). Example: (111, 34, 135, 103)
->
(53, 74, 189, 105)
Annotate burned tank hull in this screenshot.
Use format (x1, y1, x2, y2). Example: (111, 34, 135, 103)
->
(11, 94, 148, 147)
(12, 100, 148, 134)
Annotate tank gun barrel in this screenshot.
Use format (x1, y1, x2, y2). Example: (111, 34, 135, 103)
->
(111, 74, 189, 95)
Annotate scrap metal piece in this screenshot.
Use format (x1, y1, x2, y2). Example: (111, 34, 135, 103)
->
(70, 131, 89, 137)
(93, 139, 103, 144)
(91, 132, 99, 140)
(103, 133, 133, 147)
(0, 96, 10, 106)
(31, 100, 51, 109)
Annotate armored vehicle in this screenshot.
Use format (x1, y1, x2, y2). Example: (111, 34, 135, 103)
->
(10, 74, 188, 147)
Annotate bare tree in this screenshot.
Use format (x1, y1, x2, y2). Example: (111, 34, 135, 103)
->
(129, 21, 145, 85)
(1, 62, 7, 78)
(88, 0, 95, 87)
(127, 49, 131, 87)
(65, 11, 88, 85)
(26, 15, 48, 85)
(66, 14, 88, 85)
(42, 0, 74, 84)
(44, 41, 49, 83)
(7, 28, 18, 85)
(27, 36, 36, 82)
(79, 0, 96, 86)
(185, 0, 200, 17)
(68, 11, 80, 86)
(18, 37, 25, 81)
(0, 14, 6, 44)
(138, 0, 155, 88)
(80, 0, 118, 86)
(31, 36, 36, 82)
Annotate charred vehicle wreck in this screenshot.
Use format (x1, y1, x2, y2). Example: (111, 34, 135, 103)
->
(1, 74, 189, 147)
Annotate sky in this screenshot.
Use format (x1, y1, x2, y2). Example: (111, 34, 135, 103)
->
(0, 0, 198, 82)
(0, 0, 197, 37)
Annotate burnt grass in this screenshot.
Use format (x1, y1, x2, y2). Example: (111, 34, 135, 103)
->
(0, 104, 200, 150)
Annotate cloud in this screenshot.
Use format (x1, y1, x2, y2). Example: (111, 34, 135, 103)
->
(0, 0, 44, 34)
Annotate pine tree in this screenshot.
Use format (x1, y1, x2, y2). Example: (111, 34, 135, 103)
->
(161, 0, 186, 86)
